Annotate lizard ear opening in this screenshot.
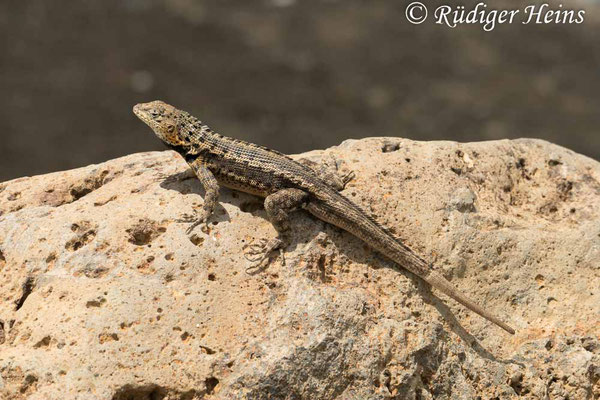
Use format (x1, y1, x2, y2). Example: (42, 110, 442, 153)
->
(167, 124, 175, 133)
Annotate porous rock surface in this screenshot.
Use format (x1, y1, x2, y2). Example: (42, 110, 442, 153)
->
(0, 138, 598, 399)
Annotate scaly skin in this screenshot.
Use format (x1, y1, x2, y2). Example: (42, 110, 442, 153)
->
(133, 100, 515, 334)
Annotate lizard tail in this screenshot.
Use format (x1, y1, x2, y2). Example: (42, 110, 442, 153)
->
(306, 199, 515, 334)
(425, 271, 515, 334)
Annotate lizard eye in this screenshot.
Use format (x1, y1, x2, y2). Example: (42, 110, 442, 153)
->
(150, 109, 160, 118)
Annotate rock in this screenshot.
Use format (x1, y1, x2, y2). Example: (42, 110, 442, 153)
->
(449, 187, 477, 213)
(0, 138, 598, 399)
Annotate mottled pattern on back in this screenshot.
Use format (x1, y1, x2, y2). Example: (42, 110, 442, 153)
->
(175, 109, 338, 199)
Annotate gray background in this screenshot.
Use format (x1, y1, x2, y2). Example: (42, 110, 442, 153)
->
(1, 0, 599, 181)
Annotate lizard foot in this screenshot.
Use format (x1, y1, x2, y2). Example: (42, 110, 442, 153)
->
(155, 169, 195, 183)
(176, 213, 208, 234)
(244, 238, 285, 271)
(328, 154, 355, 188)
(299, 155, 355, 191)
(341, 170, 355, 186)
(154, 172, 175, 183)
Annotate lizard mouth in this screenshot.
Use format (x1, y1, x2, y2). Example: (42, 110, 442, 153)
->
(132, 104, 146, 121)
(132, 103, 156, 130)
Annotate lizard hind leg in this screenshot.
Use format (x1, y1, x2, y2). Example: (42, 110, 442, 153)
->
(244, 188, 309, 270)
(298, 154, 354, 191)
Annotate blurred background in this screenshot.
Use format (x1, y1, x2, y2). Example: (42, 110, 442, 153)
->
(1, 0, 599, 181)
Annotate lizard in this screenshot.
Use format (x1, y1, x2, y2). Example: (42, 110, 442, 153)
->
(133, 100, 515, 334)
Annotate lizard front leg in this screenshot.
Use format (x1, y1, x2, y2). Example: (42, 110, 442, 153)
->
(179, 158, 220, 234)
(245, 188, 309, 268)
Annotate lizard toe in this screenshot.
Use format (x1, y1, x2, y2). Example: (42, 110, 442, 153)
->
(243, 238, 284, 270)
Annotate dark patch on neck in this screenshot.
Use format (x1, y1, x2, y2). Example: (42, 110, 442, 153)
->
(165, 142, 188, 157)
(167, 143, 199, 164)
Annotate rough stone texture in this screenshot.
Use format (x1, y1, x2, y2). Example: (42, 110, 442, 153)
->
(0, 138, 598, 399)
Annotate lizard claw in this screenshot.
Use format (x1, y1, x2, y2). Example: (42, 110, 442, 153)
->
(342, 170, 355, 186)
(177, 212, 208, 234)
(244, 238, 285, 272)
(185, 219, 206, 234)
(156, 169, 196, 183)
(154, 172, 172, 182)
(329, 155, 355, 187)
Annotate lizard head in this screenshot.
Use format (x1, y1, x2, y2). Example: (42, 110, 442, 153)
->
(133, 100, 189, 148)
